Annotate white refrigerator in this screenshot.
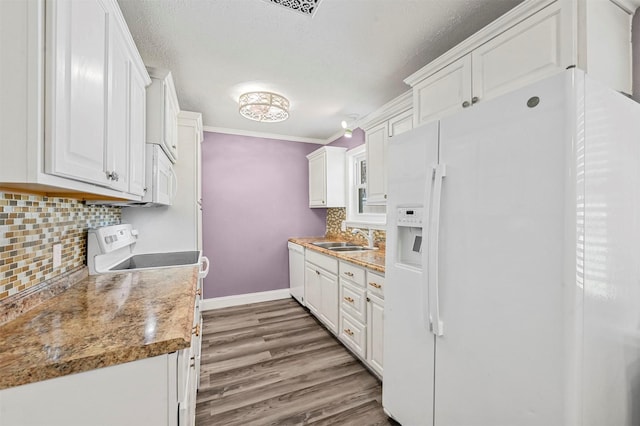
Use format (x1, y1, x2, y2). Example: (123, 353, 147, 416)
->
(383, 69, 640, 425)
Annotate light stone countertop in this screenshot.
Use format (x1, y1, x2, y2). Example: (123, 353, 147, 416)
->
(0, 266, 198, 390)
(289, 237, 385, 273)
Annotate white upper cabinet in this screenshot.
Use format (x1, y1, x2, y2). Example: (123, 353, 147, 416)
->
(471, 2, 570, 103)
(147, 67, 180, 163)
(365, 122, 388, 206)
(106, 24, 132, 192)
(0, 0, 151, 199)
(46, 0, 110, 187)
(413, 55, 472, 126)
(306, 146, 346, 208)
(362, 92, 414, 206)
(129, 69, 148, 197)
(406, 0, 634, 127)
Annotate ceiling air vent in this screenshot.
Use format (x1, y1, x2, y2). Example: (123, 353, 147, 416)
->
(266, 0, 321, 17)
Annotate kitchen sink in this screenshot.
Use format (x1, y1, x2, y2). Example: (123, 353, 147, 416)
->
(312, 241, 356, 248)
(328, 246, 376, 252)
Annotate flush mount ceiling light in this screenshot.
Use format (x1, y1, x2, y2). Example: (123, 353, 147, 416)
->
(265, 0, 321, 17)
(238, 91, 290, 123)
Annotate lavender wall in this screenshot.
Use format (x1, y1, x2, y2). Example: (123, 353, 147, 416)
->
(201, 132, 326, 298)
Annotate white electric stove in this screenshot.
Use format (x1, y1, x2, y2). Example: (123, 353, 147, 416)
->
(87, 224, 209, 277)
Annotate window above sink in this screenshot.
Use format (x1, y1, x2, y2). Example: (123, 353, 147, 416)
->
(345, 145, 385, 228)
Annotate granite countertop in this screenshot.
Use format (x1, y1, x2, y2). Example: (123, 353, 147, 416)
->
(289, 237, 386, 273)
(0, 266, 198, 390)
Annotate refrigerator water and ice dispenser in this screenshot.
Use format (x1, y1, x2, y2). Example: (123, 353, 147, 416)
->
(396, 207, 424, 268)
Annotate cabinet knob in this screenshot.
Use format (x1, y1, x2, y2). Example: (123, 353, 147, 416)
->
(343, 328, 354, 336)
(366, 297, 371, 302)
(196, 288, 202, 296)
(368, 282, 382, 289)
(472, 96, 479, 104)
(192, 324, 200, 337)
(384, 194, 387, 199)
(344, 271, 354, 277)
(316, 270, 320, 275)
(462, 101, 471, 108)
(344, 296, 354, 303)
(106, 171, 119, 181)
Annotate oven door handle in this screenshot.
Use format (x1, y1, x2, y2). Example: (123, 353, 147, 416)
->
(199, 256, 210, 279)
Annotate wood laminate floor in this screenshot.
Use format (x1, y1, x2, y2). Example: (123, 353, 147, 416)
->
(196, 298, 396, 426)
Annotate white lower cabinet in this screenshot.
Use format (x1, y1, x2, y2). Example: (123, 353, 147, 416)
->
(0, 353, 180, 426)
(340, 311, 367, 358)
(304, 250, 385, 379)
(366, 271, 385, 376)
(338, 261, 368, 360)
(305, 251, 339, 333)
(367, 293, 385, 377)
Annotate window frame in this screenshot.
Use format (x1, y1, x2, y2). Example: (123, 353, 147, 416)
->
(345, 144, 386, 228)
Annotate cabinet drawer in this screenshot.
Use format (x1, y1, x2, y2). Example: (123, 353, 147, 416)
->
(366, 271, 385, 299)
(340, 280, 366, 323)
(339, 261, 365, 287)
(306, 250, 338, 274)
(340, 312, 366, 358)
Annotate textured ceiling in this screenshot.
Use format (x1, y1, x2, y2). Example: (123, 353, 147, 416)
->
(118, 0, 522, 142)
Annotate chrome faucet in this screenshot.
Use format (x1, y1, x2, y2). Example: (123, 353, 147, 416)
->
(351, 228, 375, 248)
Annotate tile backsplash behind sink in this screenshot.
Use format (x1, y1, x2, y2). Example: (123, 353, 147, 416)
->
(326, 208, 386, 247)
(0, 192, 121, 301)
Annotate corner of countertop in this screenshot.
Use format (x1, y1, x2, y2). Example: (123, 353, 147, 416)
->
(0, 266, 88, 326)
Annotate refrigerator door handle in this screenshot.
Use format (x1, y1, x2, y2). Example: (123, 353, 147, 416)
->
(423, 167, 436, 332)
(428, 163, 446, 337)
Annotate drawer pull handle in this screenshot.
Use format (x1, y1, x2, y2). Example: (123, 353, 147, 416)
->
(344, 296, 354, 303)
(192, 324, 200, 337)
(369, 282, 382, 289)
(344, 328, 354, 336)
(196, 288, 202, 296)
(344, 272, 354, 277)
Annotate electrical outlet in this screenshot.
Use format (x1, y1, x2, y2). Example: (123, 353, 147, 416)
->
(53, 243, 62, 268)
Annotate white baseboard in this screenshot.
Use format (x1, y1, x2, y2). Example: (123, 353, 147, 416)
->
(200, 288, 291, 310)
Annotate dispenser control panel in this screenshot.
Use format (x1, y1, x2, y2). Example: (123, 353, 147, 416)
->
(397, 207, 424, 227)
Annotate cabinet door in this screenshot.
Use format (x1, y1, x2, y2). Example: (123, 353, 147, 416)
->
(106, 27, 130, 192)
(129, 70, 147, 196)
(367, 294, 384, 376)
(388, 110, 413, 137)
(47, 0, 110, 186)
(304, 263, 321, 315)
(319, 270, 339, 334)
(155, 149, 175, 205)
(413, 54, 472, 126)
(308, 152, 326, 207)
(365, 122, 388, 205)
(164, 82, 179, 161)
(471, 2, 570, 103)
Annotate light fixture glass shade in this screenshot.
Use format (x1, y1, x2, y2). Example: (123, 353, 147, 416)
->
(238, 91, 289, 123)
(344, 129, 353, 138)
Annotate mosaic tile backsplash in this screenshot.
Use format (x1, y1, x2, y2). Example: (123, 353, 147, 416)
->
(326, 208, 386, 247)
(0, 192, 121, 301)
